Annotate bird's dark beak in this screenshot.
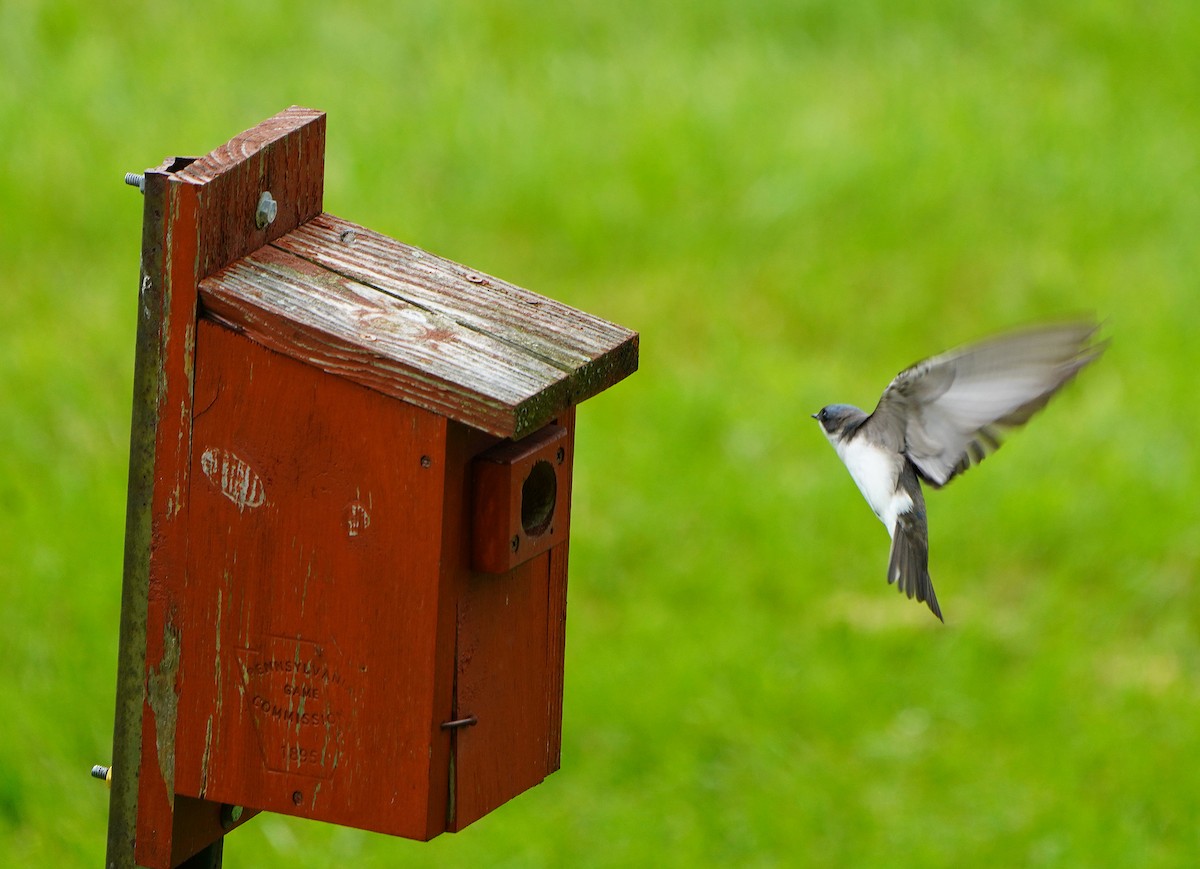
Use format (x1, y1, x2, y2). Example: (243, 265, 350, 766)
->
(810, 413, 819, 420)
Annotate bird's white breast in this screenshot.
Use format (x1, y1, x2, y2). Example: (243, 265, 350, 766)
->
(833, 436, 912, 537)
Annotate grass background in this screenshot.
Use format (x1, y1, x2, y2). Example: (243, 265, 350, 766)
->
(2, 1, 1198, 865)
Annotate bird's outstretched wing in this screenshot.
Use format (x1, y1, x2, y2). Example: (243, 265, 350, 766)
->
(866, 322, 1106, 488)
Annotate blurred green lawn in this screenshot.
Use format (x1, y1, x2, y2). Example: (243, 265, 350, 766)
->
(2, 1, 1199, 866)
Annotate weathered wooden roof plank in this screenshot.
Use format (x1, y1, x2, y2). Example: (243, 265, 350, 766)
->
(199, 213, 638, 439)
(275, 213, 636, 374)
(199, 248, 573, 437)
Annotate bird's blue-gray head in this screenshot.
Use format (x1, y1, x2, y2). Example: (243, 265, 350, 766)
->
(812, 404, 867, 439)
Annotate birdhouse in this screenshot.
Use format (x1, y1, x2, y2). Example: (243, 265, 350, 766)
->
(104, 107, 638, 868)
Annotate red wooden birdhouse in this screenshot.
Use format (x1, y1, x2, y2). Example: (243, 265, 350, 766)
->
(104, 107, 638, 868)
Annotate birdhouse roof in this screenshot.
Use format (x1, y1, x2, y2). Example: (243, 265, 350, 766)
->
(199, 212, 638, 439)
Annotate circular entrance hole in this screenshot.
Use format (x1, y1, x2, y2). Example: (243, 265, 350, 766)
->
(521, 460, 557, 537)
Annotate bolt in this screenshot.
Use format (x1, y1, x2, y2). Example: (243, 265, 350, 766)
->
(420, 455, 432, 469)
(219, 804, 244, 830)
(291, 790, 303, 806)
(124, 173, 145, 194)
(556, 447, 565, 464)
(256, 191, 278, 229)
(91, 764, 112, 782)
(511, 534, 520, 553)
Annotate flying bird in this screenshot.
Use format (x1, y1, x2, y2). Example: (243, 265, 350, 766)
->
(813, 321, 1106, 621)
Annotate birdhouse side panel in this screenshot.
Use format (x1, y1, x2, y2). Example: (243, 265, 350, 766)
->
(175, 320, 452, 840)
(449, 409, 576, 830)
(451, 554, 552, 829)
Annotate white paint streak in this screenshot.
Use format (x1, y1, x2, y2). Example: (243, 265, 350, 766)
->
(344, 501, 371, 537)
(201, 447, 266, 510)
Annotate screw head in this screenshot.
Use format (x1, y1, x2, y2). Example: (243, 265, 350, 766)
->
(256, 191, 278, 229)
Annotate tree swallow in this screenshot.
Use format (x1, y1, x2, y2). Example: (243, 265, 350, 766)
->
(813, 321, 1106, 621)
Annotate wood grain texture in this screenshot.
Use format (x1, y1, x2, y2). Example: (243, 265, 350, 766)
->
(134, 168, 201, 869)
(177, 320, 452, 840)
(449, 409, 575, 831)
(452, 555, 553, 830)
(176, 326, 576, 840)
(544, 407, 575, 775)
(430, 420, 499, 835)
(546, 541, 570, 775)
(178, 106, 325, 279)
(199, 246, 570, 438)
(115, 107, 327, 869)
(200, 212, 639, 439)
(108, 156, 174, 869)
(277, 213, 636, 376)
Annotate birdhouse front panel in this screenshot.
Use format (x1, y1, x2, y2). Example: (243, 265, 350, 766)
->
(174, 319, 455, 840)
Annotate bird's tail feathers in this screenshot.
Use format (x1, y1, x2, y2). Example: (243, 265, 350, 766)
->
(888, 512, 943, 622)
